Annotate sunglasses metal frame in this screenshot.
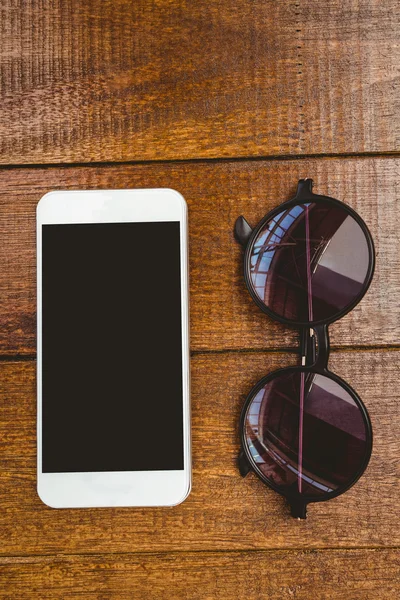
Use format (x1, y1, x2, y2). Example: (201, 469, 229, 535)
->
(235, 179, 375, 518)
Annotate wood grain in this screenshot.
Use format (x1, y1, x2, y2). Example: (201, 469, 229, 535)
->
(0, 549, 399, 599)
(0, 157, 399, 354)
(1, 0, 399, 165)
(1, 0, 399, 595)
(0, 349, 398, 555)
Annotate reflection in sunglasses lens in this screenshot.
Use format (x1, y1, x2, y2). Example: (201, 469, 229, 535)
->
(249, 202, 371, 322)
(245, 370, 368, 497)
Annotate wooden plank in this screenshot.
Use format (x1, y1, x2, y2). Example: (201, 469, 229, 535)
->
(1, 1, 398, 164)
(0, 349, 399, 555)
(0, 157, 399, 354)
(0, 549, 398, 599)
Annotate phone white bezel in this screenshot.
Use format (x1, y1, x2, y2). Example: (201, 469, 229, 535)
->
(37, 188, 191, 508)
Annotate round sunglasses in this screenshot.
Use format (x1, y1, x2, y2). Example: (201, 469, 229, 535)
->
(234, 179, 375, 519)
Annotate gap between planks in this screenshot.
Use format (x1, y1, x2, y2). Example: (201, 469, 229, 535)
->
(0, 151, 400, 172)
(1, 345, 400, 362)
(0, 545, 399, 563)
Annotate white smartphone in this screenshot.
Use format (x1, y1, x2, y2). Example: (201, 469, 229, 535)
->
(37, 189, 191, 508)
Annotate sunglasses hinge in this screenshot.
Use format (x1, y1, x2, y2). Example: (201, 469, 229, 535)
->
(295, 178, 314, 199)
(290, 497, 308, 519)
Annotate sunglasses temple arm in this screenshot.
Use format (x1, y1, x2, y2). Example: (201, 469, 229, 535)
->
(239, 446, 309, 517)
(234, 216, 253, 246)
(238, 449, 251, 477)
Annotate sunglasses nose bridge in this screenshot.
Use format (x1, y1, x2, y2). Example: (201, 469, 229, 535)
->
(300, 324, 330, 372)
(314, 324, 330, 372)
(300, 327, 316, 367)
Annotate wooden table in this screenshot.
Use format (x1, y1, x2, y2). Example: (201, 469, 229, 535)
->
(1, 1, 399, 597)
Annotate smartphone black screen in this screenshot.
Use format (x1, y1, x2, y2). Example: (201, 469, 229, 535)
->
(41, 222, 184, 473)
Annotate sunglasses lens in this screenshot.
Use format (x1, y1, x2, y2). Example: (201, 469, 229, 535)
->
(248, 201, 371, 323)
(244, 370, 369, 497)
